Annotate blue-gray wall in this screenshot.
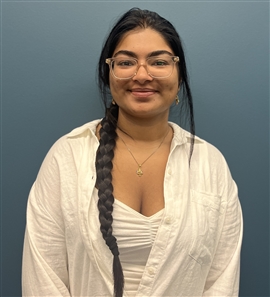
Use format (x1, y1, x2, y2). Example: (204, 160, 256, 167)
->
(1, 1, 269, 296)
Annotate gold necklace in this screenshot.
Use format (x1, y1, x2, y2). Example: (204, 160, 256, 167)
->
(118, 128, 170, 177)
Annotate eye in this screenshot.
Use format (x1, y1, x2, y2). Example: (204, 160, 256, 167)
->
(150, 57, 170, 67)
(115, 58, 136, 67)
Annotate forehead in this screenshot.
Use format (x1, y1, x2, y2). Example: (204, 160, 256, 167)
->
(113, 27, 173, 56)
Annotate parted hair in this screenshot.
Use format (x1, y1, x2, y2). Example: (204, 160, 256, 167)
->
(95, 7, 195, 297)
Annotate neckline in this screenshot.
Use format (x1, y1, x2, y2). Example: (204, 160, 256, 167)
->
(93, 188, 164, 219)
(114, 198, 164, 219)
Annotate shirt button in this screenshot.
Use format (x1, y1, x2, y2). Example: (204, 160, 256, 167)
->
(167, 168, 172, 175)
(148, 267, 155, 276)
(165, 216, 172, 224)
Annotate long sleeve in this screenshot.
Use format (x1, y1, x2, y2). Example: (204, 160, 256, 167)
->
(203, 170, 243, 296)
(22, 142, 71, 297)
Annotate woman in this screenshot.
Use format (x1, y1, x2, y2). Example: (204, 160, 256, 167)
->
(22, 8, 243, 297)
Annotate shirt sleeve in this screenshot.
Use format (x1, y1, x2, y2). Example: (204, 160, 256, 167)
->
(22, 142, 71, 297)
(203, 166, 243, 296)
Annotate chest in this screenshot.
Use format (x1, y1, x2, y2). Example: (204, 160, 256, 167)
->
(111, 144, 170, 217)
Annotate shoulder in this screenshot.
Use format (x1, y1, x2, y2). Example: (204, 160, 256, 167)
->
(37, 119, 101, 175)
(188, 132, 234, 195)
(192, 134, 226, 165)
(170, 123, 238, 206)
(170, 122, 225, 162)
(46, 119, 101, 157)
(170, 122, 231, 178)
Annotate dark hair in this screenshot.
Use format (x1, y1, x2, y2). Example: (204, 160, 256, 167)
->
(95, 7, 195, 297)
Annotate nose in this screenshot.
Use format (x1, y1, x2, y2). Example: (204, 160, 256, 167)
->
(132, 63, 153, 83)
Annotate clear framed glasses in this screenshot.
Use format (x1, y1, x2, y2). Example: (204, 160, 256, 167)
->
(106, 55, 179, 80)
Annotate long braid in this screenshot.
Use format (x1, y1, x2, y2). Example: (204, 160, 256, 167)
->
(95, 104, 124, 297)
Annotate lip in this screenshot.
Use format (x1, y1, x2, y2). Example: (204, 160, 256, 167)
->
(130, 88, 157, 97)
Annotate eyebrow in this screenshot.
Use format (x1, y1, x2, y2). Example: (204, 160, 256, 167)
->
(113, 50, 174, 58)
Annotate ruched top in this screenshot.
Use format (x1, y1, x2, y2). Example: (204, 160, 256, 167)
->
(113, 199, 164, 296)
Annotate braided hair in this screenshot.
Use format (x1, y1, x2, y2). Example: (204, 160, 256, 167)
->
(95, 8, 195, 297)
(95, 104, 123, 297)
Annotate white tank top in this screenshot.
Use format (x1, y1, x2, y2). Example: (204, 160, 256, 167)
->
(113, 198, 164, 296)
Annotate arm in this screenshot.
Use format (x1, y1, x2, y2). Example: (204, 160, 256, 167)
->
(203, 174, 243, 296)
(22, 143, 71, 297)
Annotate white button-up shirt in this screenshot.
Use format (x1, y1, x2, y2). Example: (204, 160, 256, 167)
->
(22, 120, 243, 297)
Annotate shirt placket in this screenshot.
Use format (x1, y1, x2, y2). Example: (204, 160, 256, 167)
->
(135, 138, 184, 297)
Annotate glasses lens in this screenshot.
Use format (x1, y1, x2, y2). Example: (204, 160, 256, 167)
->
(147, 56, 174, 78)
(112, 57, 137, 79)
(111, 55, 176, 79)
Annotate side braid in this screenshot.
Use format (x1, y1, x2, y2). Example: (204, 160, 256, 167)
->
(95, 104, 124, 297)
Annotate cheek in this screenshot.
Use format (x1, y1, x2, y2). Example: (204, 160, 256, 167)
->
(110, 76, 124, 89)
(109, 78, 118, 94)
(164, 81, 179, 94)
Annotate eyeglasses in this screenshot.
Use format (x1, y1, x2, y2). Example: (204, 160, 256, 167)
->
(106, 55, 179, 80)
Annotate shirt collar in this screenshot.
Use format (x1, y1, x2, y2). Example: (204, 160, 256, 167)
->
(67, 119, 101, 138)
(168, 121, 202, 146)
(66, 119, 202, 145)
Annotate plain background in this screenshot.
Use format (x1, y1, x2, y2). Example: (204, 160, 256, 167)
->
(1, 1, 269, 296)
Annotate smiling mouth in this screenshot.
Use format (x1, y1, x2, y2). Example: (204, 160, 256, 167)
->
(130, 89, 157, 97)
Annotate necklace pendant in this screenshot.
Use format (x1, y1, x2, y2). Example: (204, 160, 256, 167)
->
(136, 165, 143, 177)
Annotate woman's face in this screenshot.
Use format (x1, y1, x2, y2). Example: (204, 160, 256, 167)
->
(109, 27, 180, 120)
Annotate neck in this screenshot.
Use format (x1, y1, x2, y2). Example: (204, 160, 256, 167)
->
(117, 112, 171, 143)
